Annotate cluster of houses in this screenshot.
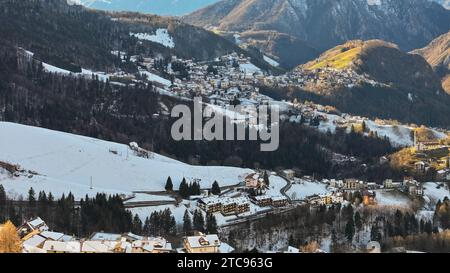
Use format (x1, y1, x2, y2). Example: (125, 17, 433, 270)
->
(383, 178, 424, 197)
(18, 217, 234, 254)
(288, 176, 429, 208)
(265, 67, 384, 91)
(133, 52, 271, 108)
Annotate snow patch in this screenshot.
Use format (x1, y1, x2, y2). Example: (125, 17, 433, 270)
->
(130, 29, 175, 49)
(263, 55, 279, 67)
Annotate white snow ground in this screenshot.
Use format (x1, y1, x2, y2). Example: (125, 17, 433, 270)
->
(263, 55, 279, 67)
(286, 181, 329, 201)
(130, 29, 175, 48)
(423, 182, 450, 206)
(129, 205, 188, 224)
(239, 63, 262, 74)
(139, 71, 172, 86)
(0, 122, 252, 200)
(375, 190, 412, 207)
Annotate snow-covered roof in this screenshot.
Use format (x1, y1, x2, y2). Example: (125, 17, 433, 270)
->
(199, 196, 222, 205)
(222, 197, 237, 206)
(90, 232, 121, 241)
(40, 231, 65, 241)
(124, 232, 143, 241)
(133, 237, 172, 252)
(271, 196, 288, 202)
(28, 217, 47, 230)
(234, 197, 250, 205)
(23, 234, 46, 248)
(186, 235, 220, 249)
(60, 235, 75, 242)
(81, 240, 115, 253)
(253, 195, 271, 201)
(43, 241, 81, 253)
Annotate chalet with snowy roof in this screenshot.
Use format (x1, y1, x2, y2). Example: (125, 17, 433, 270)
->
(183, 234, 221, 253)
(132, 237, 173, 253)
(18, 217, 49, 238)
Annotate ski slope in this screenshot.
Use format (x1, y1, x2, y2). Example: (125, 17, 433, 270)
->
(0, 122, 252, 200)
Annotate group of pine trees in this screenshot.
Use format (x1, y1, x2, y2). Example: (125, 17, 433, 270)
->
(182, 209, 217, 235)
(142, 208, 177, 237)
(165, 177, 222, 199)
(178, 178, 201, 199)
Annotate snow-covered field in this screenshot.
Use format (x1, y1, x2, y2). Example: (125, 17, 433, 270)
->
(240, 63, 261, 74)
(124, 193, 175, 203)
(375, 190, 411, 207)
(286, 181, 329, 201)
(139, 70, 171, 86)
(266, 175, 288, 196)
(130, 29, 175, 48)
(0, 122, 252, 200)
(423, 182, 450, 206)
(130, 204, 188, 224)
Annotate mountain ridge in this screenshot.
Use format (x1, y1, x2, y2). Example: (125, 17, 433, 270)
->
(412, 30, 450, 93)
(184, 0, 450, 59)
